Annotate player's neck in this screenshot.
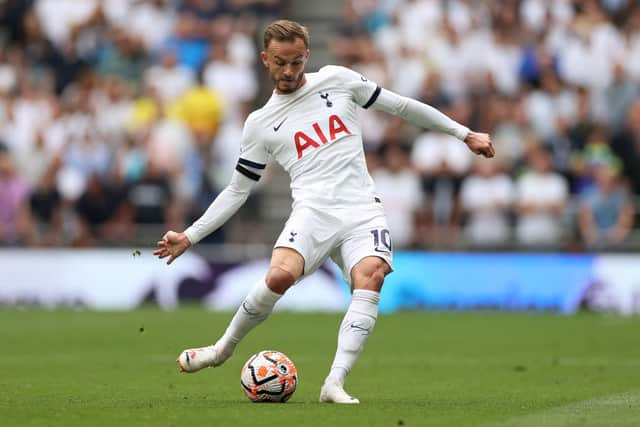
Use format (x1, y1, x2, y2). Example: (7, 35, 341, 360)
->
(274, 75, 307, 95)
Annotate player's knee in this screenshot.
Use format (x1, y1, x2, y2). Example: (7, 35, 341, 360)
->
(366, 269, 385, 292)
(353, 258, 389, 292)
(265, 267, 296, 294)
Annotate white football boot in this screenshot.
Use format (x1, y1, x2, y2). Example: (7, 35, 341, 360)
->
(176, 345, 225, 373)
(319, 378, 360, 404)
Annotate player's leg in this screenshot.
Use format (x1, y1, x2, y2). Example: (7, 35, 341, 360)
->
(327, 256, 390, 381)
(320, 255, 391, 403)
(213, 248, 304, 358)
(177, 247, 304, 373)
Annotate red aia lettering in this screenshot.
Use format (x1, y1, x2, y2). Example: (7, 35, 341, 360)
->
(328, 114, 351, 140)
(312, 123, 328, 143)
(294, 115, 351, 159)
(293, 132, 320, 159)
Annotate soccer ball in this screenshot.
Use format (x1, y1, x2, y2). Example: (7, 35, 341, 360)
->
(240, 350, 298, 402)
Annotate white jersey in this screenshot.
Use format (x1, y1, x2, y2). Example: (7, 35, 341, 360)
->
(184, 64, 469, 245)
(236, 65, 381, 209)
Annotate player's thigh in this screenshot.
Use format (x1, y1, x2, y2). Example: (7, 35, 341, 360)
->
(332, 207, 394, 289)
(351, 256, 392, 292)
(274, 207, 340, 279)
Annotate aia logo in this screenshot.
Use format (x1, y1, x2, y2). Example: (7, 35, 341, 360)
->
(294, 114, 351, 159)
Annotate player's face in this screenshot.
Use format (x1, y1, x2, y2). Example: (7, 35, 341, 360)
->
(261, 38, 309, 94)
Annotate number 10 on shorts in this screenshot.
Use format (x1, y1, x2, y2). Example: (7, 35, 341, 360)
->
(370, 229, 392, 253)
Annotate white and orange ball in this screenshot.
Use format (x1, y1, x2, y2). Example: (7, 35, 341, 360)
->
(240, 350, 298, 402)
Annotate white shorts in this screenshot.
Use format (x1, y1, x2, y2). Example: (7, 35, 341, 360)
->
(274, 202, 394, 285)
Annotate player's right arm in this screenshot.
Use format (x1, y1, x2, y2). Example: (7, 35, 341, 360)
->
(154, 117, 268, 265)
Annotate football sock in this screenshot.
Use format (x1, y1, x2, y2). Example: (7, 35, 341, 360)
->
(327, 289, 380, 385)
(215, 280, 282, 360)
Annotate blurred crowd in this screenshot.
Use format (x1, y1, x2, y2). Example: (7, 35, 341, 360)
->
(0, 0, 639, 251)
(336, 0, 640, 250)
(0, 0, 284, 247)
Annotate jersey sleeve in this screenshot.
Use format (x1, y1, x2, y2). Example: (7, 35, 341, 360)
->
(183, 169, 256, 244)
(324, 65, 382, 110)
(236, 115, 269, 182)
(323, 65, 469, 141)
(372, 88, 470, 141)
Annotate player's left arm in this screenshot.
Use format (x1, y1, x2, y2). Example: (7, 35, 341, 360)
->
(334, 65, 494, 158)
(370, 88, 494, 158)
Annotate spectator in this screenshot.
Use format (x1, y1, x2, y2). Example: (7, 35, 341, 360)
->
(611, 98, 640, 194)
(460, 158, 514, 246)
(33, 0, 100, 49)
(29, 156, 64, 245)
(490, 96, 530, 169)
(578, 163, 635, 249)
(95, 28, 147, 85)
(175, 70, 224, 138)
(605, 62, 638, 129)
(524, 68, 577, 141)
(330, 1, 371, 65)
(411, 101, 473, 241)
(372, 143, 423, 249)
(144, 49, 194, 103)
(74, 173, 125, 245)
(572, 126, 621, 194)
(125, 160, 175, 229)
(121, 0, 175, 52)
(203, 40, 257, 118)
(515, 146, 569, 246)
(0, 144, 34, 245)
(163, 12, 210, 73)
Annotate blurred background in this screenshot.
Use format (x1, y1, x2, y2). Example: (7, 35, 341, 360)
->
(1, 0, 639, 314)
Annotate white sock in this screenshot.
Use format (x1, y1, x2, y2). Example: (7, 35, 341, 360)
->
(326, 289, 380, 386)
(214, 280, 282, 360)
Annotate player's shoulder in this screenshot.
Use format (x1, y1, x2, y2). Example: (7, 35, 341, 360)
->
(245, 109, 261, 124)
(242, 110, 260, 130)
(318, 64, 347, 75)
(245, 106, 276, 127)
(240, 110, 269, 140)
(242, 103, 284, 139)
(318, 64, 363, 82)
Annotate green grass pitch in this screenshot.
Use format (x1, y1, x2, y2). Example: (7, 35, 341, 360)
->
(1, 309, 639, 427)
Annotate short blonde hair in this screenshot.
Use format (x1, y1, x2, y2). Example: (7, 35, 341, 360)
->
(263, 20, 310, 50)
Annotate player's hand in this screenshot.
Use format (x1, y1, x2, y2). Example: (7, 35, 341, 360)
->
(153, 230, 192, 265)
(464, 131, 495, 158)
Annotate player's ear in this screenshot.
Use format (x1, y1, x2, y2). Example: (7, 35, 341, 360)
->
(260, 51, 269, 68)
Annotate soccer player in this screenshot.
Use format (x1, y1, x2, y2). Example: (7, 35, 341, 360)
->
(153, 20, 494, 404)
